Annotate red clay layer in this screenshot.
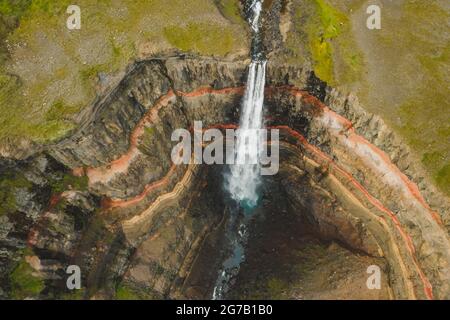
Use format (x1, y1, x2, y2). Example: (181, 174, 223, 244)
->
(103, 164, 178, 209)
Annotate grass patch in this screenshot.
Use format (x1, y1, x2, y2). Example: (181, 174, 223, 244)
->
(0, 0, 247, 146)
(164, 22, 234, 56)
(307, 0, 347, 83)
(27, 120, 76, 142)
(0, 0, 32, 64)
(216, 0, 245, 25)
(45, 100, 81, 122)
(395, 2, 449, 195)
(115, 282, 158, 300)
(80, 64, 107, 83)
(435, 165, 450, 195)
(397, 95, 449, 196)
(286, 0, 362, 85)
(0, 0, 31, 16)
(115, 284, 141, 300)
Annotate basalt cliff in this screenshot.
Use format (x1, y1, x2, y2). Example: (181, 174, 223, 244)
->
(1, 56, 449, 300)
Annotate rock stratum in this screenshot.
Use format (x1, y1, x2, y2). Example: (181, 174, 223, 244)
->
(0, 56, 449, 300)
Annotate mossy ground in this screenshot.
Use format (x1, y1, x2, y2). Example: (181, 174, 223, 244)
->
(284, 0, 364, 85)
(215, 0, 246, 26)
(164, 22, 234, 56)
(115, 282, 156, 300)
(115, 283, 141, 300)
(389, 2, 449, 195)
(48, 172, 88, 194)
(0, 0, 248, 145)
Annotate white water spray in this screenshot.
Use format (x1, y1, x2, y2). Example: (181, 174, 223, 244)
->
(226, 61, 266, 207)
(226, 0, 266, 208)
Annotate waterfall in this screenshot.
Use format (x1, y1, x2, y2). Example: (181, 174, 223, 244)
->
(226, 0, 266, 208)
(213, 0, 266, 300)
(249, 0, 263, 32)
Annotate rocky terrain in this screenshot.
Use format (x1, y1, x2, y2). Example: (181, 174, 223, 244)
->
(0, 1, 449, 300)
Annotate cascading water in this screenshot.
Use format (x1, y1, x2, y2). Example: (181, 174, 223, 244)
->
(226, 61, 266, 207)
(213, 0, 266, 300)
(226, 0, 266, 208)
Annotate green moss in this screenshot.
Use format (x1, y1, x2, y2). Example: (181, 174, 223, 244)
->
(60, 288, 85, 300)
(422, 152, 444, 171)
(0, 173, 32, 216)
(287, 0, 362, 85)
(315, 0, 345, 39)
(28, 120, 76, 142)
(80, 64, 107, 83)
(284, 0, 447, 195)
(398, 90, 449, 196)
(309, 37, 334, 82)
(0, 0, 31, 19)
(266, 278, 286, 299)
(115, 281, 159, 300)
(143, 126, 155, 142)
(423, 150, 450, 196)
(164, 22, 234, 56)
(435, 165, 450, 195)
(0, 0, 31, 65)
(115, 284, 141, 300)
(10, 250, 45, 299)
(216, 0, 245, 25)
(50, 173, 88, 193)
(307, 0, 347, 83)
(0, 73, 76, 143)
(45, 100, 81, 122)
(389, 2, 449, 196)
(0, 72, 21, 108)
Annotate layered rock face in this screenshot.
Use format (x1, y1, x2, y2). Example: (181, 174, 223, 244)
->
(0, 56, 449, 300)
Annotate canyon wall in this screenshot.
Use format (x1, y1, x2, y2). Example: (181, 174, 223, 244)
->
(1, 56, 449, 300)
